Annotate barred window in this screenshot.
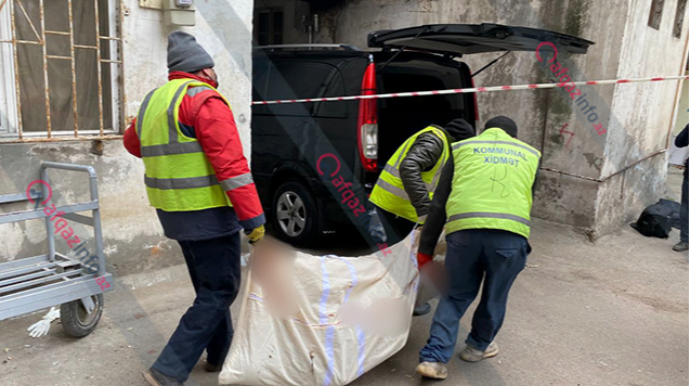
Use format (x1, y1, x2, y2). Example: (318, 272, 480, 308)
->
(0, 0, 124, 141)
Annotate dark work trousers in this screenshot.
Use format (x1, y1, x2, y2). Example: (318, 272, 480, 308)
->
(379, 207, 416, 246)
(419, 229, 529, 363)
(681, 172, 688, 243)
(152, 233, 241, 382)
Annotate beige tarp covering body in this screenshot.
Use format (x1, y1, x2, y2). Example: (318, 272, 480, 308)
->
(219, 232, 420, 386)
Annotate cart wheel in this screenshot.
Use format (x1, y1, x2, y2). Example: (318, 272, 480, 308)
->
(61, 294, 104, 338)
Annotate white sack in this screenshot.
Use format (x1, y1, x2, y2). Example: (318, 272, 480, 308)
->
(219, 232, 420, 386)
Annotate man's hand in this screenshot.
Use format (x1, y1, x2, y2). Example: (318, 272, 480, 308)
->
(245, 225, 265, 245)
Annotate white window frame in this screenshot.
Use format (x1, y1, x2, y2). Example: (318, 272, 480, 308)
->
(0, 5, 18, 135)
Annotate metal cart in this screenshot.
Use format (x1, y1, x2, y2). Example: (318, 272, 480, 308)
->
(0, 162, 114, 337)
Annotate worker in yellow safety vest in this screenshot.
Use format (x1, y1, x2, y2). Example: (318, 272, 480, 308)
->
(413, 116, 541, 381)
(369, 118, 475, 316)
(370, 118, 476, 242)
(124, 31, 265, 386)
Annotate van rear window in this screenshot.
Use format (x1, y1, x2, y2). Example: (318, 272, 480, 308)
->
(255, 61, 348, 118)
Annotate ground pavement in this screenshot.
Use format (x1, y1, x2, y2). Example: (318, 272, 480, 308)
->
(0, 170, 687, 386)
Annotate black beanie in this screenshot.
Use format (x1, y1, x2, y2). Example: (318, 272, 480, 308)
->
(485, 116, 518, 138)
(444, 118, 475, 141)
(167, 31, 215, 73)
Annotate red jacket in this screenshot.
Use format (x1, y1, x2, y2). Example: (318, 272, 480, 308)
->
(124, 72, 265, 230)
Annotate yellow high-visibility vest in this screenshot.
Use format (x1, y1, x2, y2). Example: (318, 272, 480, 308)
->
(136, 78, 233, 211)
(369, 125, 450, 223)
(445, 127, 541, 238)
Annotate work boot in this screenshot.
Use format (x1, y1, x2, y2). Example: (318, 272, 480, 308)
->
(415, 361, 448, 380)
(204, 361, 222, 373)
(143, 367, 183, 386)
(673, 241, 689, 252)
(459, 342, 499, 363)
(413, 302, 432, 316)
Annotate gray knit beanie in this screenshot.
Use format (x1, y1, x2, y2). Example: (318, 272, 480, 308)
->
(167, 31, 215, 73)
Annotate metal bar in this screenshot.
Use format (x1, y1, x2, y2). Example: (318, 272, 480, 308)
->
(41, 161, 98, 177)
(0, 38, 42, 45)
(15, 0, 41, 43)
(99, 58, 121, 64)
(68, 0, 78, 138)
(94, 0, 104, 136)
(0, 261, 53, 281)
(99, 35, 120, 41)
(539, 149, 667, 183)
(0, 255, 50, 274)
(10, 0, 23, 139)
(0, 274, 112, 320)
(0, 190, 41, 204)
(41, 167, 55, 261)
(87, 164, 105, 276)
(116, 0, 126, 134)
(0, 268, 56, 287)
(74, 44, 97, 50)
(80, 295, 95, 313)
(0, 269, 83, 295)
(0, 201, 99, 224)
(46, 54, 70, 60)
(0, 134, 123, 143)
(39, 0, 51, 137)
(61, 212, 94, 226)
(45, 30, 69, 36)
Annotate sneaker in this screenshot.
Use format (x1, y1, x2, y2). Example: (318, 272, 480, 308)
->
(204, 361, 222, 373)
(415, 361, 448, 380)
(459, 342, 499, 363)
(673, 242, 689, 252)
(413, 302, 432, 316)
(143, 367, 183, 386)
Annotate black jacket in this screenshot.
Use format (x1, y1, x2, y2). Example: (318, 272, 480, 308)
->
(399, 128, 448, 218)
(676, 124, 689, 178)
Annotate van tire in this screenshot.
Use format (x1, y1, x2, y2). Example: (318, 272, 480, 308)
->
(271, 181, 319, 246)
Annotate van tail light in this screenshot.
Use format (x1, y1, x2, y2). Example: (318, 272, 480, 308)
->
(471, 76, 480, 131)
(357, 59, 378, 173)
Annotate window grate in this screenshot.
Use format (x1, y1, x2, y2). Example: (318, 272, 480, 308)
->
(0, 0, 125, 142)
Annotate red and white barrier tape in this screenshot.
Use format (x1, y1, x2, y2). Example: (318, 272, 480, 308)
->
(252, 75, 689, 105)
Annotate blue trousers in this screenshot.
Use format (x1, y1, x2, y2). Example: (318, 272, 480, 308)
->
(419, 229, 529, 363)
(681, 173, 688, 243)
(153, 233, 241, 382)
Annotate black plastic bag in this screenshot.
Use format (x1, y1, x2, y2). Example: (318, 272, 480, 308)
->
(631, 199, 681, 239)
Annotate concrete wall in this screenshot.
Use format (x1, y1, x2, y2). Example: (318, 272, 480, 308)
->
(0, 0, 254, 276)
(594, 0, 689, 236)
(276, 0, 687, 237)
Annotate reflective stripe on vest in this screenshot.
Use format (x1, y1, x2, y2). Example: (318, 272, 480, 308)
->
(369, 126, 450, 223)
(136, 79, 237, 211)
(447, 212, 531, 227)
(145, 175, 220, 190)
(445, 128, 541, 238)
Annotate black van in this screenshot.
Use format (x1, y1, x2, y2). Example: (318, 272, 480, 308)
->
(251, 23, 593, 245)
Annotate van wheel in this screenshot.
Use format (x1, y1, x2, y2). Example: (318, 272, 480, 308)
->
(272, 181, 319, 246)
